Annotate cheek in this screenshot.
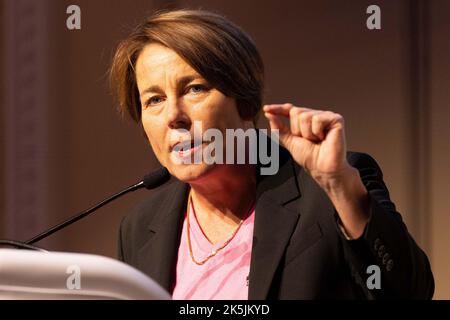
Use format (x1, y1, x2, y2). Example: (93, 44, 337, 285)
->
(212, 104, 244, 131)
(142, 116, 165, 154)
(194, 95, 241, 129)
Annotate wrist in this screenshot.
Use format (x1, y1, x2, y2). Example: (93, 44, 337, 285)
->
(312, 163, 357, 194)
(314, 164, 370, 239)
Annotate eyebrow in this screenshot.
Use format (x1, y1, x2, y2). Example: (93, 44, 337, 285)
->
(139, 75, 204, 98)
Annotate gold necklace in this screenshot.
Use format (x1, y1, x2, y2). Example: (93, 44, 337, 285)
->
(186, 191, 248, 266)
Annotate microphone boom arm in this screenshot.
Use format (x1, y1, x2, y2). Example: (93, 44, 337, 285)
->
(26, 181, 145, 245)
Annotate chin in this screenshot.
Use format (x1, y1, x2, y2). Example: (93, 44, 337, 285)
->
(167, 162, 216, 183)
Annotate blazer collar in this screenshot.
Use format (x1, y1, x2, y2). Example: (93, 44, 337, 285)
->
(137, 181, 189, 292)
(139, 147, 302, 298)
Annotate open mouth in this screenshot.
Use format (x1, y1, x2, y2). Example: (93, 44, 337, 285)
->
(171, 139, 204, 159)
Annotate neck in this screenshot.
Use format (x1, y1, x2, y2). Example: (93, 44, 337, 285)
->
(189, 164, 257, 224)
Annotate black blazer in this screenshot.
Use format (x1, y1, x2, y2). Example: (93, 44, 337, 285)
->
(118, 148, 434, 299)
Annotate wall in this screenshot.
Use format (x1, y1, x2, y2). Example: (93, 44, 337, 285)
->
(430, 0, 450, 301)
(1, 0, 448, 298)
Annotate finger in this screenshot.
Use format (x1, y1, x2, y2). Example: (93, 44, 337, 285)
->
(288, 107, 316, 137)
(264, 112, 289, 134)
(298, 111, 322, 142)
(311, 113, 326, 141)
(311, 111, 344, 139)
(263, 103, 295, 117)
(264, 112, 294, 148)
(288, 107, 302, 136)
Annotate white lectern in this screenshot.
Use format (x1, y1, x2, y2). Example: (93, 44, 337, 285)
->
(0, 249, 171, 300)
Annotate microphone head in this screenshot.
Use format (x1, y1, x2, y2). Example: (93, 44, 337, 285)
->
(142, 167, 171, 190)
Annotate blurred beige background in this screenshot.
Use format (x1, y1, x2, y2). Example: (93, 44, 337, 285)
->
(1, 0, 449, 298)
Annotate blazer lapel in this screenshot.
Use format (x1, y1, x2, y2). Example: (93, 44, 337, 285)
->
(248, 151, 302, 299)
(137, 181, 189, 292)
(135, 143, 303, 298)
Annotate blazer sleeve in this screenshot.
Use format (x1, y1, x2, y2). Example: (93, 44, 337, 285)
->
(337, 152, 434, 299)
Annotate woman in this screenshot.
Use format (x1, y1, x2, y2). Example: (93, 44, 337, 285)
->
(111, 9, 433, 299)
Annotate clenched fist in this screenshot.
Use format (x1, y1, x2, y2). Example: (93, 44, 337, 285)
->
(263, 103, 350, 185)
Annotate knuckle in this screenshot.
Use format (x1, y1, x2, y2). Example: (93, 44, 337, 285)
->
(313, 115, 324, 128)
(285, 103, 295, 111)
(289, 107, 298, 117)
(298, 111, 309, 124)
(335, 114, 344, 122)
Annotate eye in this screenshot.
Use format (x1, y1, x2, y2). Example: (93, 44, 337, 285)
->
(188, 84, 207, 94)
(145, 96, 164, 107)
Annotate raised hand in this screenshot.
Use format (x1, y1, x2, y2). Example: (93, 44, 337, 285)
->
(264, 103, 370, 239)
(263, 103, 350, 184)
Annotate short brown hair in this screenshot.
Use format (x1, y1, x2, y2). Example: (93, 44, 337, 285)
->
(109, 9, 264, 123)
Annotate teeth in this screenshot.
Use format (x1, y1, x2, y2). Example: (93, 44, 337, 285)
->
(173, 141, 191, 152)
(173, 140, 201, 152)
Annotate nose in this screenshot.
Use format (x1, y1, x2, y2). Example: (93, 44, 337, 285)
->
(166, 97, 191, 130)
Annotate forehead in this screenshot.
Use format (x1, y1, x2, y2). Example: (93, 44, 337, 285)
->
(135, 43, 198, 84)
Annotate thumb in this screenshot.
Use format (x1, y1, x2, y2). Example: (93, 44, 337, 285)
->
(264, 112, 292, 147)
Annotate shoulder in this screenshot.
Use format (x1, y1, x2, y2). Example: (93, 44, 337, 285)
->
(345, 151, 389, 194)
(346, 151, 383, 173)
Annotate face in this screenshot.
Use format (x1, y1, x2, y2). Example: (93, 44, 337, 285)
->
(135, 43, 253, 182)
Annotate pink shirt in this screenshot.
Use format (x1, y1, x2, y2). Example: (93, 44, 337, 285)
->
(172, 202, 255, 300)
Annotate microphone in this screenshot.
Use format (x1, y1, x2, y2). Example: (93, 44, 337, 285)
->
(3, 167, 171, 248)
(141, 167, 172, 189)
